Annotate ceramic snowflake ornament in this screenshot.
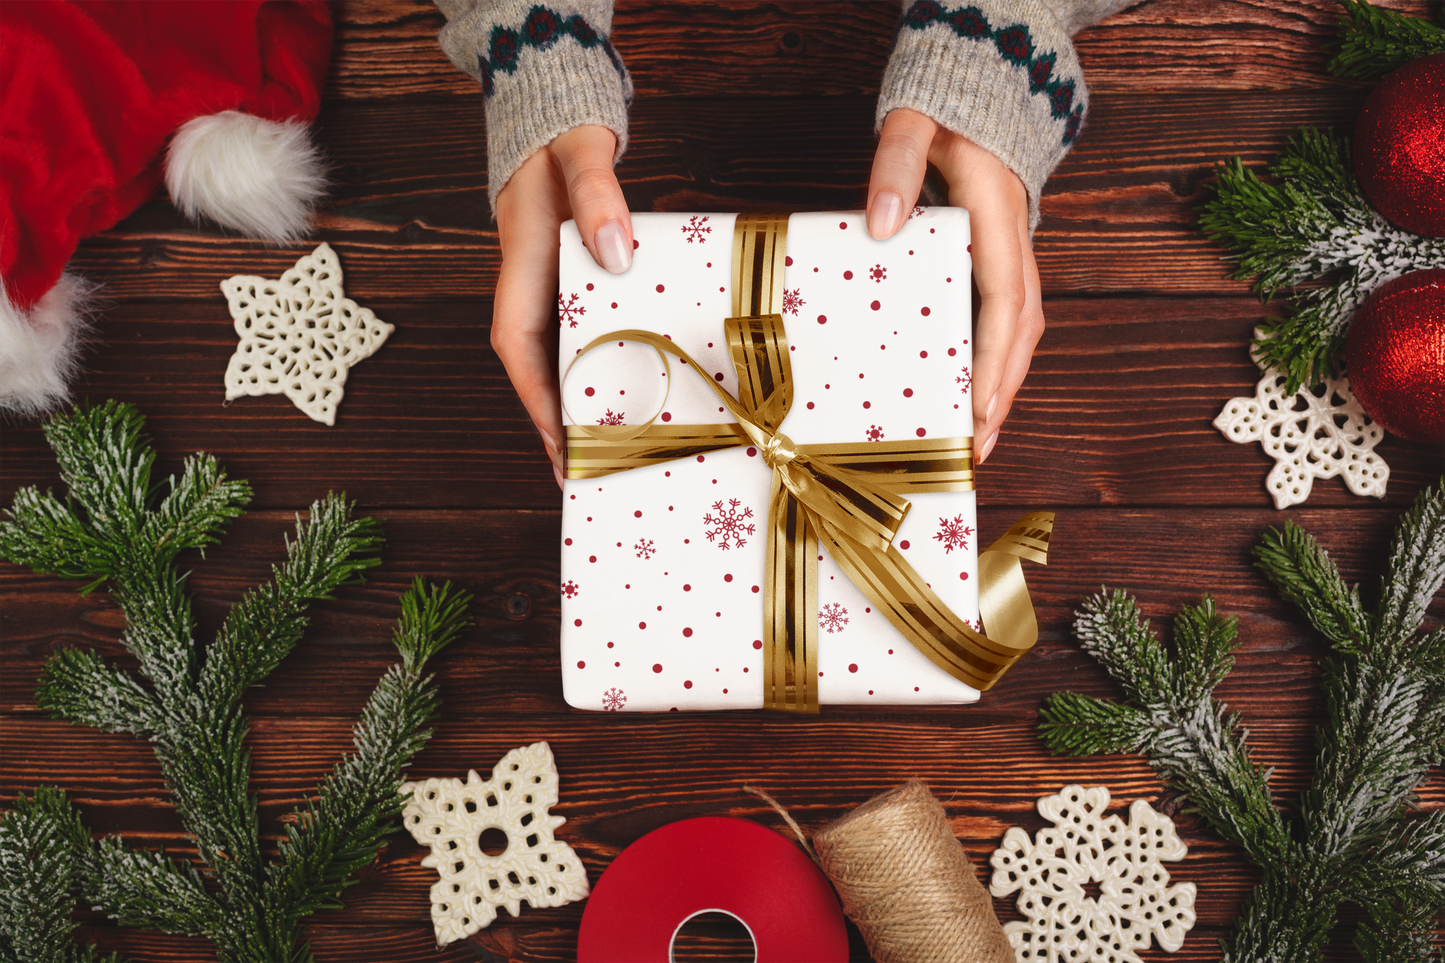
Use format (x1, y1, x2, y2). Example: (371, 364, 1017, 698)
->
(1214, 365, 1388, 509)
(989, 785, 1196, 963)
(401, 742, 589, 946)
(221, 242, 393, 425)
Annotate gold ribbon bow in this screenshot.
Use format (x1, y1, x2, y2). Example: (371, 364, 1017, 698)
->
(565, 213, 1052, 712)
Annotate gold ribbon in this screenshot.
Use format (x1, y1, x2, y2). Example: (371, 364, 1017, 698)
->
(564, 213, 1052, 712)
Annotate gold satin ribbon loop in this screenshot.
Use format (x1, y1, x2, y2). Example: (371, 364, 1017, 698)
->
(563, 214, 1053, 711)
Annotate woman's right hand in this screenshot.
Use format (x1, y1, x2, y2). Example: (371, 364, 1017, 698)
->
(492, 124, 632, 489)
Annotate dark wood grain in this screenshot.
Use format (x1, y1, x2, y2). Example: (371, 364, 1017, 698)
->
(1, 507, 1436, 720)
(1, 297, 1437, 511)
(4, 1, 1443, 961)
(323, 1, 1434, 101)
(62, 88, 1383, 302)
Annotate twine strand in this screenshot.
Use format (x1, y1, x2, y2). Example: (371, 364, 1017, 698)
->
(750, 779, 1013, 963)
(742, 783, 821, 867)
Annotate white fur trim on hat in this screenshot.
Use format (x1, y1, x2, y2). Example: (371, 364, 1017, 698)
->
(165, 110, 327, 243)
(0, 274, 98, 416)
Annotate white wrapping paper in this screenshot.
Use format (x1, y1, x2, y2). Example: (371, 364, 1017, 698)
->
(558, 210, 977, 711)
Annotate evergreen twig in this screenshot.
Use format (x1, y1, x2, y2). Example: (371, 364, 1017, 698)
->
(1040, 479, 1445, 961)
(0, 402, 473, 962)
(0, 789, 123, 963)
(1328, 0, 1445, 80)
(1197, 129, 1445, 393)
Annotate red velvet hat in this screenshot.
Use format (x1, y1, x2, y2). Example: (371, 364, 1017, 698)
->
(1, 0, 333, 413)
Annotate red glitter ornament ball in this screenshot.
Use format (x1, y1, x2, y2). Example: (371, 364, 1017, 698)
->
(1345, 269, 1445, 443)
(1353, 53, 1445, 237)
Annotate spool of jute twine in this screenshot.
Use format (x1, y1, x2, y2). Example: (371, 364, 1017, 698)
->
(746, 780, 1012, 963)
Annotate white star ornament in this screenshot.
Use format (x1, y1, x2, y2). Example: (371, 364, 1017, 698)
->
(221, 242, 392, 425)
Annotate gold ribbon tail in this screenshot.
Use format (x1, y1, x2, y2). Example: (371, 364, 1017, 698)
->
(977, 512, 1054, 678)
(562, 213, 1057, 710)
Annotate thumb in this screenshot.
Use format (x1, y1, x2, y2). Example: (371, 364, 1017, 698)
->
(550, 124, 634, 274)
(867, 108, 936, 239)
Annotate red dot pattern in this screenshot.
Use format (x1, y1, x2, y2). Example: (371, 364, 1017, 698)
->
(559, 212, 975, 708)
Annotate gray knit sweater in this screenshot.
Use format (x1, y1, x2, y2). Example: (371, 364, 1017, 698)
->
(434, 0, 1136, 223)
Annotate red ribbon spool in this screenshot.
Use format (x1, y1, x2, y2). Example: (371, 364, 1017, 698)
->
(577, 817, 849, 962)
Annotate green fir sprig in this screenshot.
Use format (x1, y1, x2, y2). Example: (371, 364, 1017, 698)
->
(1197, 128, 1445, 393)
(1328, 0, 1445, 80)
(0, 401, 473, 963)
(0, 789, 124, 963)
(1040, 479, 1445, 962)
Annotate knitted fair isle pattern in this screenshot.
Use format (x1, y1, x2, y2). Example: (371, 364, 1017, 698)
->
(899, 0, 1086, 144)
(480, 5, 625, 97)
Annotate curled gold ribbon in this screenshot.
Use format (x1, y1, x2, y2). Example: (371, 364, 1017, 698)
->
(564, 214, 1052, 711)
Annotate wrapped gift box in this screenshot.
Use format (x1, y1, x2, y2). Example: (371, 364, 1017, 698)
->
(558, 210, 977, 711)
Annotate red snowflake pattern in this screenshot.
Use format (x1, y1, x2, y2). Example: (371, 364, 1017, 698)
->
(967, 618, 982, 633)
(597, 409, 625, 426)
(634, 538, 656, 559)
(865, 424, 885, 442)
(682, 215, 712, 243)
(869, 263, 887, 283)
(558, 292, 586, 327)
(703, 498, 755, 550)
(909, 205, 925, 220)
(819, 602, 849, 634)
(934, 515, 974, 554)
(602, 687, 627, 711)
(561, 580, 579, 599)
(782, 288, 806, 316)
(957, 366, 972, 395)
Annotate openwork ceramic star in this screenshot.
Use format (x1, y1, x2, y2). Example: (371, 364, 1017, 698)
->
(990, 785, 1196, 963)
(401, 742, 590, 946)
(221, 242, 392, 425)
(1214, 367, 1388, 509)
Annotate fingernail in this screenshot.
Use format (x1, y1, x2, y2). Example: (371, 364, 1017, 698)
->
(553, 460, 565, 490)
(594, 220, 631, 274)
(539, 427, 559, 458)
(868, 191, 903, 239)
(980, 430, 999, 463)
(985, 392, 999, 425)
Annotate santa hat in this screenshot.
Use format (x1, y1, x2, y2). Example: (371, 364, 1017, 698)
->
(0, 0, 333, 415)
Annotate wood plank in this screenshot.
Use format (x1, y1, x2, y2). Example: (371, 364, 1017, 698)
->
(1, 298, 1436, 510)
(323, 1, 1433, 101)
(4, 505, 1438, 730)
(2, 710, 1434, 959)
(63, 88, 1375, 301)
(0, 712, 1331, 924)
(5, 3, 1441, 959)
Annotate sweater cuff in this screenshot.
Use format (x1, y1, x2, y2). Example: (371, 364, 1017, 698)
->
(437, 2, 632, 212)
(876, 0, 1087, 231)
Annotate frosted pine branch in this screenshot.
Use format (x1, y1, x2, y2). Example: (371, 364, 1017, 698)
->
(144, 453, 250, 559)
(0, 788, 124, 963)
(1328, 0, 1445, 79)
(35, 647, 163, 737)
(1038, 691, 1155, 755)
(1060, 594, 1290, 867)
(1255, 520, 1371, 653)
(0, 402, 471, 963)
(1355, 898, 1440, 963)
(1199, 129, 1445, 392)
(1303, 659, 1432, 856)
(1360, 808, 1445, 907)
(1042, 480, 1445, 959)
(269, 580, 473, 929)
(84, 839, 223, 937)
(198, 494, 382, 707)
(1378, 479, 1445, 649)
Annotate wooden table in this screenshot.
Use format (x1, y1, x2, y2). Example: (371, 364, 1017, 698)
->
(3, 2, 1441, 960)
